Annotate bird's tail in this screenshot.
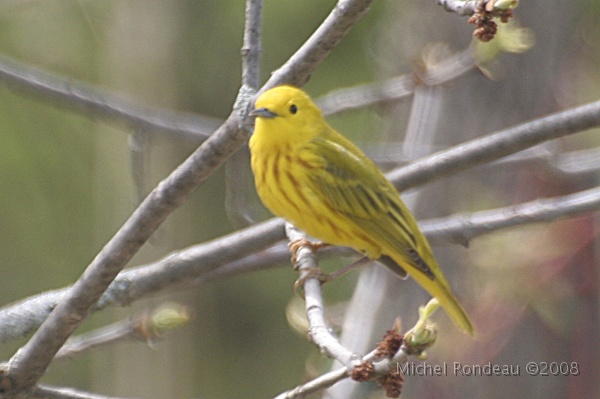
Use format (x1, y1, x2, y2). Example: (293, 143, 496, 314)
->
(392, 253, 475, 336)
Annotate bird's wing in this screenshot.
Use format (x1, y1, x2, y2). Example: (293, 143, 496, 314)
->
(300, 136, 421, 260)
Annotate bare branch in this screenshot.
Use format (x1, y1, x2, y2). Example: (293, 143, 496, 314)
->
(422, 185, 600, 245)
(389, 99, 600, 190)
(317, 49, 475, 116)
(241, 0, 262, 90)
(273, 367, 348, 399)
(0, 56, 219, 142)
(0, 290, 68, 345)
(267, 0, 374, 89)
(0, 220, 287, 345)
(273, 303, 433, 399)
(225, 0, 264, 226)
(436, 0, 518, 16)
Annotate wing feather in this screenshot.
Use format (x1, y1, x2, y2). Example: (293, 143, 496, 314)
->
(301, 136, 420, 258)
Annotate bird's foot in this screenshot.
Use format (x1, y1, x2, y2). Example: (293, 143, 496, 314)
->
(288, 238, 328, 265)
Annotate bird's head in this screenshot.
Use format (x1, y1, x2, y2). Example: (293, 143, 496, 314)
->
(250, 85, 325, 147)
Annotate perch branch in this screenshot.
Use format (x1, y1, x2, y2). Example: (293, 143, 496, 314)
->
(285, 224, 360, 367)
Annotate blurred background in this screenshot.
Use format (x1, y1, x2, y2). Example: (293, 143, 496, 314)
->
(0, 1, 599, 398)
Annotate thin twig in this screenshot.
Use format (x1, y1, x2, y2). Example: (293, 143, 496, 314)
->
(54, 304, 191, 361)
(273, 313, 422, 399)
(225, 0, 264, 227)
(436, 0, 518, 16)
(436, 0, 482, 15)
(30, 385, 136, 399)
(317, 49, 475, 116)
(273, 367, 348, 399)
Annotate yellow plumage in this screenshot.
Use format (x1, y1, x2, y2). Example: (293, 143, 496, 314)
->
(249, 85, 474, 335)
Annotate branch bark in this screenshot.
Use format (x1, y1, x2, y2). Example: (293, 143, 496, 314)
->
(285, 224, 359, 366)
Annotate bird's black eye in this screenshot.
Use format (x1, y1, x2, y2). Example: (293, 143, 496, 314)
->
(289, 104, 298, 114)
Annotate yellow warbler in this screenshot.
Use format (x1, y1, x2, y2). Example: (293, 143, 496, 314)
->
(249, 85, 474, 335)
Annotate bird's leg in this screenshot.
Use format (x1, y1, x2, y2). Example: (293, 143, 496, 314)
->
(293, 255, 373, 295)
(326, 256, 372, 280)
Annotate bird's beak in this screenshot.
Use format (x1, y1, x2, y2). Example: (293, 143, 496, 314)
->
(249, 107, 278, 119)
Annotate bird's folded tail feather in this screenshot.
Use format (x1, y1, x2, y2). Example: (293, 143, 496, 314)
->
(390, 253, 475, 336)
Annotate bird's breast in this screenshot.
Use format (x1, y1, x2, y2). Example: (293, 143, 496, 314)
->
(251, 144, 371, 251)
